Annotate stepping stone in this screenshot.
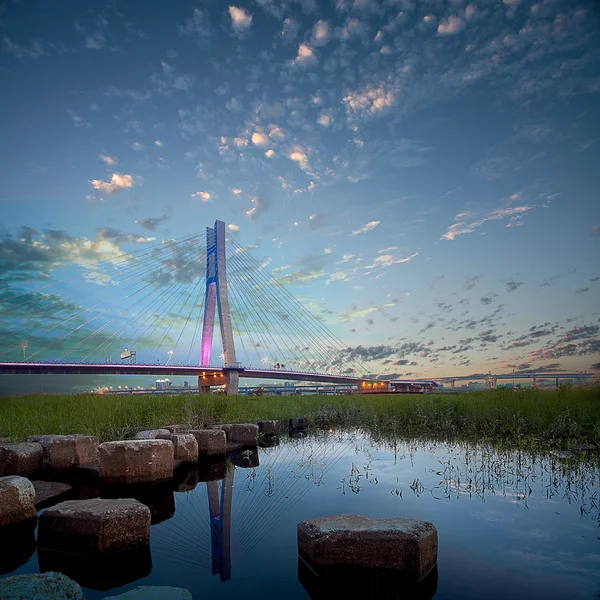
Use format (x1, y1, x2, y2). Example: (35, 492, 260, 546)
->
(218, 423, 258, 446)
(0, 572, 85, 600)
(0, 475, 37, 527)
(33, 480, 72, 509)
(258, 420, 280, 436)
(197, 458, 227, 482)
(99, 440, 174, 484)
(298, 514, 438, 582)
(290, 417, 308, 430)
(104, 586, 193, 599)
(0, 442, 43, 477)
(184, 429, 226, 456)
(163, 424, 185, 433)
(156, 433, 198, 463)
(229, 448, 259, 469)
(259, 435, 280, 448)
(28, 434, 98, 472)
(133, 428, 171, 440)
(38, 498, 151, 555)
(102, 482, 175, 525)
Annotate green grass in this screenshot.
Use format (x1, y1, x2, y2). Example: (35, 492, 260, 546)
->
(1, 386, 599, 448)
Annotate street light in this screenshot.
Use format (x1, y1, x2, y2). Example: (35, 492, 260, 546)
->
(166, 350, 174, 365)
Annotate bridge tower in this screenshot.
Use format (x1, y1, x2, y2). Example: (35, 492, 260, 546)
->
(199, 220, 241, 395)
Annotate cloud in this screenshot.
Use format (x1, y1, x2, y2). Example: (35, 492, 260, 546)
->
(131, 142, 144, 151)
(372, 251, 418, 267)
(228, 224, 240, 232)
(232, 188, 242, 195)
(464, 275, 481, 289)
(135, 213, 171, 232)
(442, 206, 533, 240)
(351, 221, 380, 236)
(191, 191, 211, 201)
(506, 279, 523, 292)
(180, 8, 210, 38)
(289, 146, 310, 171)
(293, 42, 316, 66)
(317, 111, 334, 127)
(90, 173, 135, 195)
(438, 16, 465, 35)
(99, 154, 117, 166)
(3, 36, 50, 59)
(343, 83, 395, 120)
(312, 20, 331, 46)
(251, 132, 270, 147)
(246, 196, 268, 219)
(155, 140, 163, 147)
(229, 6, 252, 31)
(68, 110, 90, 129)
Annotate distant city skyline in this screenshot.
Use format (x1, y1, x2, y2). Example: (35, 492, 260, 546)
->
(0, 0, 599, 384)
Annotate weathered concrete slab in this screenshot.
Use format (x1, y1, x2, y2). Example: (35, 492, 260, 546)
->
(290, 417, 308, 430)
(28, 434, 98, 472)
(218, 423, 259, 446)
(99, 440, 174, 484)
(0, 572, 85, 600)
(133, 429, 171, 440)
(298, 514, 438, 582)
(184, 429, 226, 456)
(104, 585, 193, 599)
(156, 433, 198, 463)
(0, 520, 36, 575)
(38, 498, 151, 555)
(258, 420, 280, 436)
(33, 480, 72, 509)
(163, 424, 185, 433)
(38, 546, 151, 591)
(0, 442, 43, 477)
(0, 475, 37, 527)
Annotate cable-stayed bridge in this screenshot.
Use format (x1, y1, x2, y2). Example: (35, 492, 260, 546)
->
(0, 221, 375, 394)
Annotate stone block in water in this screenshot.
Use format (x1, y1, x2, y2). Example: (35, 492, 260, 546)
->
(297, 514, 438, 582)
(133, 428, 171, 440)
(28, 434, 98, 472)
(0, 475, 37, 527)
(0, 519, 36, 575)
(38, 546, 152, 591)
(104, 586, 193, 599)
(99, 440, 174, 484)
(258, 420, 280, 436)
(229, 447, 260, 469)
(156, 433, 198, 463)
(197, 458, 227, 482)
(38, 498, 151, 555)
(289, 417, 308, 430)
(102, 481, 175, 525)
(0, 572, 85, 600)
(218, 423, 259, 446)
(33, 480, 72, 509)
(0, 442, 43, 477)
(185, 429, 226, 456)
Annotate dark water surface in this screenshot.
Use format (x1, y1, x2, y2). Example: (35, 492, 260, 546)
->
(2, 431, 599, 599)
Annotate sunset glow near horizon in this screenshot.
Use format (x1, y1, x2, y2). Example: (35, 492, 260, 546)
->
(1, 0, 599, 381)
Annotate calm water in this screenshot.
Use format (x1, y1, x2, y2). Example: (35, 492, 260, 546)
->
(2, 431, 599, 599)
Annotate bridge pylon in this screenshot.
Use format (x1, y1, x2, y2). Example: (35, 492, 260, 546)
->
(199, 220, 241, 395)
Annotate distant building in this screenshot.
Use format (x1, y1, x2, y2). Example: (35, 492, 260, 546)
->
(156, 378, 173, 390)
(183, 381, 189, 389)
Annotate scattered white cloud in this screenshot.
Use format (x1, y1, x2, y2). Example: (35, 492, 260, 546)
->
(324, 247, 333, 254)
(442, 206, 534, 240)
(373, 251, 418, 267)
(229, 6, 253, 31)
(317, 111, 334, 127)
(312, 20, 331, 46)
(232, 188, 242, 195)
(155, 140, 163, 147)
(289, 146, 310, 171)
(272, 265, 291, 274)
(99, 154, 117, 166)
(293, 42, 316, 66)
(67, 109, 90, 128)
(228, 224, 240, 232)
(192, 191, 211, 201)
(343, 83, 395, 119)
(3, 37, 50, 59)
(246, 196, 266, 219)
(265, 149, 276, 158)
(351, 221, 380, 236)
(251, 132, 270, 147)
(131, 142, 144, 151)
(90, 173, 135, 195)
(438, 16, 465, 36)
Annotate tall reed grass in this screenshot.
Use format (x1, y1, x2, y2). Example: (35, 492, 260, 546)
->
(0, 387, 598, 447)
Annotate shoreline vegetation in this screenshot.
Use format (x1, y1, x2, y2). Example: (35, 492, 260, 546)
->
(1, 387, 599, 450)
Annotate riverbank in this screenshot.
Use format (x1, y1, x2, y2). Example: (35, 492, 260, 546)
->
(0, 387, 598, 448)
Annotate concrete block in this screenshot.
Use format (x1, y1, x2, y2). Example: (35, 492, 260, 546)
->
(0, 442, 43, 477)
(185, 429, 226, 456)
(104, 586, 193, 599)
(0, 475, 37, 527)
(28, 434, 98, 472)
(133, 429, 171, 440)
(99, 440, 174, 484)
(156, 433, 198, 463)
(163, 424, 185, 433)
(289, 417, 308, 430)
(33, 480, 72, 509)
(0, 572, 85, 600)
(298, 514, 438, 581)
(38, 498, 151, 555)
(219, 423, 258, 446)
(102, 481, 175, 525)
(258, 420, 280, 436)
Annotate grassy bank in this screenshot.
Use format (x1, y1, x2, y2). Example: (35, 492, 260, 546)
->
(1, 387, 599, 448)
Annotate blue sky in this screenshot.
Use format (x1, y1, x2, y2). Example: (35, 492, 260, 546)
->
(0, 0, 599, 380)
